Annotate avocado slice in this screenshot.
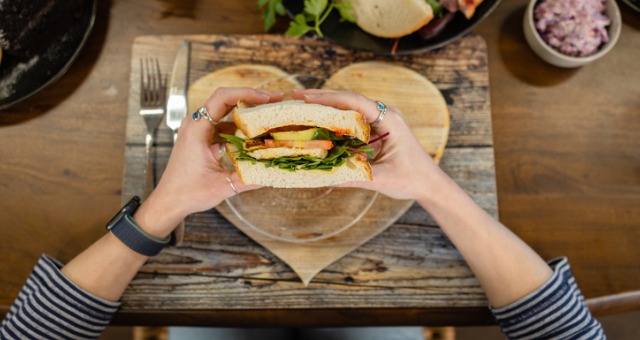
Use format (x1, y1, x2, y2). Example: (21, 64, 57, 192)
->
(271, 128, 321, 141)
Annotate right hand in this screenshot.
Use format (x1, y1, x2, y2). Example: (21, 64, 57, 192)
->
(136, 87, 283, 238)
(292, 89, 441, 201)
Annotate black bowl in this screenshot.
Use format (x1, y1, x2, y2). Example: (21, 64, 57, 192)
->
(283, 0, 501, 55)
(0, 0, 97, 110)
(621, 0, 640, 12)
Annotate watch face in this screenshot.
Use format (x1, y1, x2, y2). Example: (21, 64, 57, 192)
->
(106, 196, 141, 230)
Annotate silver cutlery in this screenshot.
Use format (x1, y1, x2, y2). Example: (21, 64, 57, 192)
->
(166, 41, 191, 142)
(164, 41, 191, 246)
(139, 58, 166, 199)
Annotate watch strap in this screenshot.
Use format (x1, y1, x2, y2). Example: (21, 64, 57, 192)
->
(109, 215, 171, 257)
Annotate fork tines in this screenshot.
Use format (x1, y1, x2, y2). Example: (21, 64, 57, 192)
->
(140, 58, 165, 106)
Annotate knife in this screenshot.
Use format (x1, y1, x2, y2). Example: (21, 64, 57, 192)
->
(166, 40, 191, 142)
(165, 41, 190, 246)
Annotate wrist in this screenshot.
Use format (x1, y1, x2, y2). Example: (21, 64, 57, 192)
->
(415, 163, 451, 209)
(133, 191, 188, 239)
(105, 196, 172, 257)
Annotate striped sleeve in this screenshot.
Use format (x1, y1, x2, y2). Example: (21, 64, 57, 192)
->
(1, 255, 120, 340)
(491, 257, 605, 340)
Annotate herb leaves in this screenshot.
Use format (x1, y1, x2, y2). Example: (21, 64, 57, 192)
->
(258, 0, 355, 38)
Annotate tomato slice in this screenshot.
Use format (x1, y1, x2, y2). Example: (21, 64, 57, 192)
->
(264, 139, 333, 150)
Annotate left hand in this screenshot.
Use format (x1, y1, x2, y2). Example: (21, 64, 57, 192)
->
(291, 89, 439, 201)
(135, 87, 284, 238)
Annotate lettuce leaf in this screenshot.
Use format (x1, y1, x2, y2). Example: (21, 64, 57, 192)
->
(219, 130, 369, 172)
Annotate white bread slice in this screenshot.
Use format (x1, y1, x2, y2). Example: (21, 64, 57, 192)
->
(231, 154, 373, 188)
(349, 0, 434, 38)
(233, 100, 370, 143)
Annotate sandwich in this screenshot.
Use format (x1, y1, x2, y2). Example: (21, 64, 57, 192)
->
(347, 0, 486, 39)
(349, 0, 435, 38)
(221, 100, 374, 188)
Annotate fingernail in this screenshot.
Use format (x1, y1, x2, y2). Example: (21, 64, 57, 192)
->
(304, 93, 321, 99)
(255, 89, 271, 98)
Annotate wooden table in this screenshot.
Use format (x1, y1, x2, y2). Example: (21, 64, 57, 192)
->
(1, 0, 639, 326)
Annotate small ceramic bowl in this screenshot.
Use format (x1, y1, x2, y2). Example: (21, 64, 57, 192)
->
(523, 0, 621, 68)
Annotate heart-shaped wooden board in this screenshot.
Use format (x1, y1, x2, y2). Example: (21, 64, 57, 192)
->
(188, 63, 449, 285)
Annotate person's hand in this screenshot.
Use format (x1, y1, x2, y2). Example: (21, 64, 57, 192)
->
(135, 87, 284, 238)
(292, 89, 440, 201)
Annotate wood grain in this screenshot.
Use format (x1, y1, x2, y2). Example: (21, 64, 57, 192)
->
(121, 34, 496, 310)
(187, 64, 298, 113)
(326, 61, 450, 161)
(473, 0, 640, 307)
(1, 0, 638, 327)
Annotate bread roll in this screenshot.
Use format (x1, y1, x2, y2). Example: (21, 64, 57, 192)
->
(349, 0, 434, 38)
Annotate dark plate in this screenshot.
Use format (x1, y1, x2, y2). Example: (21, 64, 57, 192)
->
(621, 0, 640, 12)
(0, 0, 97, 110)
(283, 0, 501, 55)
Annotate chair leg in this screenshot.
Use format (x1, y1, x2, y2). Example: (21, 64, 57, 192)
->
(133, 327, 168, 340)
(423, 326, 456, 340)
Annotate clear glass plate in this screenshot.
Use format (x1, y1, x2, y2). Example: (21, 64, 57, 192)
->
(225, 187, 378, 243)
(222, 74, 379, 243)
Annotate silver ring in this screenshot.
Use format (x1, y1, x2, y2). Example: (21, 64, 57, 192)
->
(225, 176, 237, 194)
(371, 101, 387, 127)
(192, 106, 217, 125)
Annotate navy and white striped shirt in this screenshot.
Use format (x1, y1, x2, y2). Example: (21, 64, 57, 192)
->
(491, 257, 605, 339)
(1, 256, 119, 340)
(1, 255, 604, 339)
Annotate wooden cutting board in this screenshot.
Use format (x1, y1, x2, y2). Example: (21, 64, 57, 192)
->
(121, 34, 496, 311)
(185, 62, 449, 285)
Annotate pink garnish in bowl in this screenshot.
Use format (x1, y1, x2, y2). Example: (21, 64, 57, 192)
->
(534, 0, 611, 57)
(523, 0, 621, 67)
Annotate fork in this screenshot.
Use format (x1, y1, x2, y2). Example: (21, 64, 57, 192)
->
(139, 58, 166, 199)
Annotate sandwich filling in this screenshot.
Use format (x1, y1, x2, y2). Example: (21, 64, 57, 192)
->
(221, 126, 374, 172)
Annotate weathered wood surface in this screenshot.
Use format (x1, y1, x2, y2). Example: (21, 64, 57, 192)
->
(121, 34, 496, 310)
(126, 34, 492, 149)
(2, 0, 639, 327)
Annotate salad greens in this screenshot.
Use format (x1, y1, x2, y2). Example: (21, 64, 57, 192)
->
(257, 0, 286, 32)
(425, 0, 444, 18)
(258, 0, 355, 37)
(219, 129, 374, 172)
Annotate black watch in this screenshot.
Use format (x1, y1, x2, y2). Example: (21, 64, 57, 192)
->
(106, 196, 171, 257)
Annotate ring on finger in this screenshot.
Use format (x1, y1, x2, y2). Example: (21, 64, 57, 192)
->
(225, 176, 238, 194)
(192, 106, 217, 125)
(370, 101, 387, 127)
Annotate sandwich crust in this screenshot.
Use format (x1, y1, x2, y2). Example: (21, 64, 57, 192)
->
(230, 152, 373, 188)
(233, 100, 370, 143)
(350, 0, 434, 38)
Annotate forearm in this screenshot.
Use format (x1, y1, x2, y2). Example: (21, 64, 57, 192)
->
(417, 164, 553, 308)
(60, 233, 149, 302)
(60, 190, 187, 302)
